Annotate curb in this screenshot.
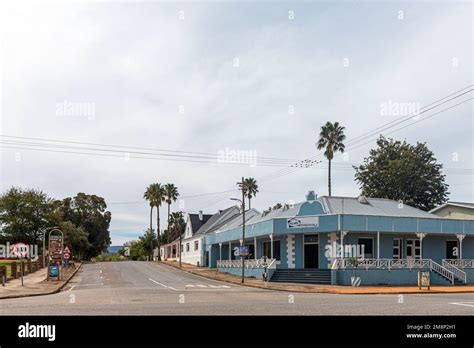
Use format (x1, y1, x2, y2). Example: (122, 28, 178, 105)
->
(0, 263, 82, 300)
(160, 262, 474, 295)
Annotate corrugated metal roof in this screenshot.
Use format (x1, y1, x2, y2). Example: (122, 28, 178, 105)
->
(319, 196, 440, 218)
(194, 206, 241, 235)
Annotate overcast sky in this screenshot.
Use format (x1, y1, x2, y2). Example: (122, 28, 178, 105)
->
(0, 0, 472, 245)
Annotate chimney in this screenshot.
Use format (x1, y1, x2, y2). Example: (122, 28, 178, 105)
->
(198, 210, 203, 221)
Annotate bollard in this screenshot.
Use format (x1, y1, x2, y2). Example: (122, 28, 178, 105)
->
(11, 262, 17, 279)
(0, 266, 6, 284)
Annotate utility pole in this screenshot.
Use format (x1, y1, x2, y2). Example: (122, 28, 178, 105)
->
(231, 177, 247, 283)
(241, 176, 246, 284)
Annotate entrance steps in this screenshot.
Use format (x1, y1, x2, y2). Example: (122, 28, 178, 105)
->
(270, 269, 331, 284)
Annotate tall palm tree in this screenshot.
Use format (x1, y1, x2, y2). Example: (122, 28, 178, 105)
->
(316, 121, 346, 197)
(143, 185, 156, 259)
(164, 183, 179, 243)
(144, 183, 166, 260)
(242, 177, 259, 209)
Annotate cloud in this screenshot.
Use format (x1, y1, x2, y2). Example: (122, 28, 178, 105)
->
(0, 1, 472, 244)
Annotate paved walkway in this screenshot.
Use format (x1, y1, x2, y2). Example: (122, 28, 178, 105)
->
(0, 264, 81, 299)
(162, 261, 474, 294)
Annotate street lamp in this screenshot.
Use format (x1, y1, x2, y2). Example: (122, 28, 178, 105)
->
(231, 177, 246, 283)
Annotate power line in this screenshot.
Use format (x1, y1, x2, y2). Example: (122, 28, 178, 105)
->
(256, 87, 473, 184)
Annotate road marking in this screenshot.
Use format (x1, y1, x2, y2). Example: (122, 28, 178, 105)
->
(99, 270, 103, 274)
(148, 278, 177, 291)
(185, 284, 195, 288)
(185, 284, 231, 289)
(67, 285, 75, 292)
(449, 302, 474, 308)
(74, 283, 104, 287)
(197, 284, 207, 288)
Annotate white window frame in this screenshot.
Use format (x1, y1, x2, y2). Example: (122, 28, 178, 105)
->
(393, 238, 402, 259)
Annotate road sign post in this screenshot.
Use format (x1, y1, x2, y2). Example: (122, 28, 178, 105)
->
(47, 229, 63, 281)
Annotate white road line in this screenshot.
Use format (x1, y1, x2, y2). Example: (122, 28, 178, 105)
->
(197, 284, 207, 288)
(221, 285, 230, 288)
(449, 302, 474, 308)
(185, 284, 195, 288)
(148, 278, 177, 291)
(74, 283, 104, 287)
(67, 285, 76, 292)
(99, 270, 103, 274)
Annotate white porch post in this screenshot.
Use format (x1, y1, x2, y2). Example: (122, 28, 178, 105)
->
(340, 231, 347, 259)
(228, 241, 231, 260)
(377, 231, 380, 259)
(456, 234, 466, 259)
(219, 243, 222, 261)
(254, 236, 257, 259)
(416, 233, 426, 259)
(270, 234, 274, 259)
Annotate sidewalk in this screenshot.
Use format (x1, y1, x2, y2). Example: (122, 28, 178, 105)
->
(0, 264, 82, 300)
(162, 261, 474, 295)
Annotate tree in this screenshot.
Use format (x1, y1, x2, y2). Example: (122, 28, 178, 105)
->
(60, 220, 90, 260)
(143, 185, 156, 258)
(238, 178, 259, 209)
(139, 228, 158, 260)
(354, 136, 449, 211)
(143, 183, 166, 260)
(164, 183, 179, 243)
(0, 187, 56, 246)
(169, 211, 186, 267)
(58, 193, 112, 259)
(316, 121, 346, 197)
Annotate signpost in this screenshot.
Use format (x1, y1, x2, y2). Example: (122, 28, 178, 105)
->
(418, 271, 430, 290)
(63, 246, 71, 267)
(47, 229, 63, 281)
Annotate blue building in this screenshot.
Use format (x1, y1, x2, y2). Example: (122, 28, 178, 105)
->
(200, 191, 474, 286)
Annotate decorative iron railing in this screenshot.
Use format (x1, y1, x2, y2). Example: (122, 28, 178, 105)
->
(442, 260, 467, 284)
(442, 259, 474, 269)
(331, 258, 456, 284)
(217, 258, 276, 269)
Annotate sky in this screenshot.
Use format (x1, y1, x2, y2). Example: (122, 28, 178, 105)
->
(0, 0, 472, 245)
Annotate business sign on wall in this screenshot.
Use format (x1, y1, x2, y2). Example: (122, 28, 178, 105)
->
(286, 216, 319, 229)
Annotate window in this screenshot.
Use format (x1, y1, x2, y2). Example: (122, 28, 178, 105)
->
(406, 239, 421, 259)
(304, 234, 319, 244)
(186, 243, 190, 252)
(358, 238, 373, 258)
(263, 240, 281, 260)
(194, 240, 199, 251)
(393, 238, 402, 259)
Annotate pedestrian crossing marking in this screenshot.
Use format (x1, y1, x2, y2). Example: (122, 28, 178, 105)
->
(185, 284, 231, 289)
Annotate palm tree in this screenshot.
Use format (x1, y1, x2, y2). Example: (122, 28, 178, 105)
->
(316, 121, 346, 197)
(143, 185, 156, 260)
(239, 177, 259, 209)
(169, 211, 185, 267)
(164, 183, 179, 243)
(144, 183, 166, 260)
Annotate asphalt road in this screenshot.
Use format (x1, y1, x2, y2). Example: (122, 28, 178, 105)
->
(1, 261, 474, 315)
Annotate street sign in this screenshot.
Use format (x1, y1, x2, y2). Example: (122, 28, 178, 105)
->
(63, 247, 71, 260)
(49, 235, 63, 265)
(49, 264, 59, 279)
(239, 245, 249, 257)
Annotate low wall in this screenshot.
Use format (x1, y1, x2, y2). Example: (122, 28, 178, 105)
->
(335, 268, 456, 286)
(217, 267, 275, 281)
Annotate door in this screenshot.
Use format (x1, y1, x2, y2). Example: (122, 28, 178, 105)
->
(446, 241, 459, 259)
(304, 244, 319, 268)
